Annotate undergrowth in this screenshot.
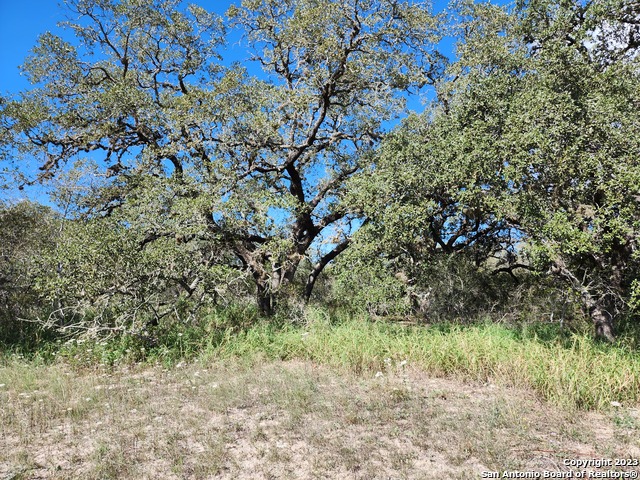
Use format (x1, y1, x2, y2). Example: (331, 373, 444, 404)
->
(1, 307, 639, 411)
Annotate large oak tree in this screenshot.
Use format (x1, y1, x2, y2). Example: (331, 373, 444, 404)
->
(1, 0, 444, 315)
(349, 0, 640, 340)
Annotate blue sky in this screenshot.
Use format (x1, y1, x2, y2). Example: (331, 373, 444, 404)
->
(1, 1, 68, 204)
(0, 1, 65, 94)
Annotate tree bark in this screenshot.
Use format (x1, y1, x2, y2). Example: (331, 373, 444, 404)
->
(304, 239, 351, 303)
(551, 260, 615, 342)
(256, 281, 275, 317)
(591, 303, 615, 343)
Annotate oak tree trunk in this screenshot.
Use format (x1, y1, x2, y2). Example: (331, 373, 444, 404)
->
(590, 303, 615, 343)
(551, 260, 616, 342)
(256, 281, 275, 317)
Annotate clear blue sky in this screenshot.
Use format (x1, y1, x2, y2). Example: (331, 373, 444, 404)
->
(0, 1, 65, 94)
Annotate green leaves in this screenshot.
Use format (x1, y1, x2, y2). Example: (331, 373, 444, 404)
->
(345, 0, 639, 335)
(1, 0, 446, 316)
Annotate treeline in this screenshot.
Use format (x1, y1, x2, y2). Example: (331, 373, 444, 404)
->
(0, 0, 639, 344)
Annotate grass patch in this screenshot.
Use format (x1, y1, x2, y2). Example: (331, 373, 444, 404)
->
(202, 313, 640, 411)
(2, 308, 639, 411)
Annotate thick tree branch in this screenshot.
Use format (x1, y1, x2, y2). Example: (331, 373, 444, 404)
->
(304, 238, 351, 302)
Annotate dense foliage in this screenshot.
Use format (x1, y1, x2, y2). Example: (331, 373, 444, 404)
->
(343, 0, 640, 340)
(0, 201, 60, 344)
(0, 0, 638, 342)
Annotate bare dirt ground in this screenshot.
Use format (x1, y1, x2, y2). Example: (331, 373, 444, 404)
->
(1, 359, 639, 479)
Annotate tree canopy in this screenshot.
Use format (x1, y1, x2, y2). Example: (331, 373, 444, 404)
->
(347, 0, 640, 339)
(1, 0, 638, 341)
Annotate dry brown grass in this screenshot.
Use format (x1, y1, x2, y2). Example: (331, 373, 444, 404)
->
(1, 359, 639, 479)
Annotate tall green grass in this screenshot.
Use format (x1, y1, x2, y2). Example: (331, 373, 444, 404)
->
(2, 307, 639, 411)
(203, 311, 640, 411)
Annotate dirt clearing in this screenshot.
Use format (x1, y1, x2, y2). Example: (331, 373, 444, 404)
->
(1, 359, 639, 479)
